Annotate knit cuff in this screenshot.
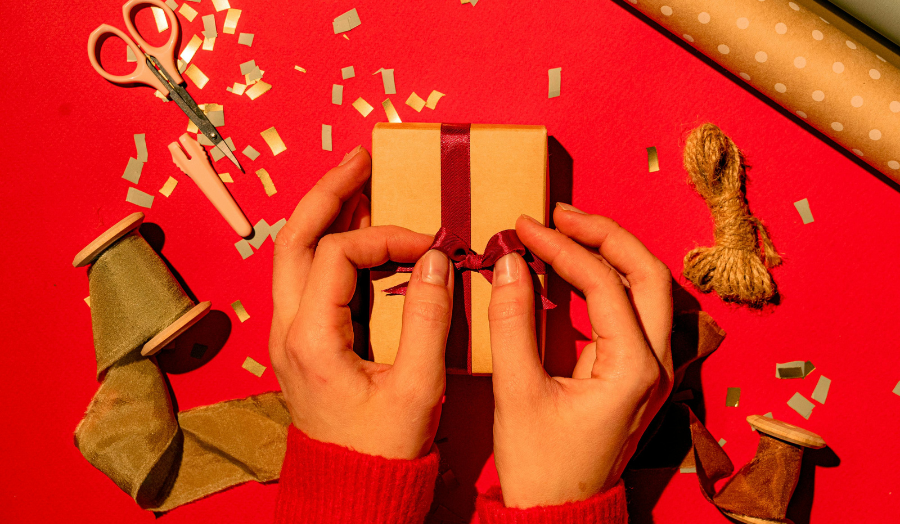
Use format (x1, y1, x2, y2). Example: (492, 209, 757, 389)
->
(475, 480, 627, 524)
(274, 425, 439, 524)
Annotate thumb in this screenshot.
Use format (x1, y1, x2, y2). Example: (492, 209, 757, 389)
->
(392, 249, 454, 396)
(488, 253, 545, 396)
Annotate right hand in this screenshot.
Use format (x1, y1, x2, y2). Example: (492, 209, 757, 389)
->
(488, 204, 674, 508)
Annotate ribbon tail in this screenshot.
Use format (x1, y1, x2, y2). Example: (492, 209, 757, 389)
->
(382, 281, 410, 296)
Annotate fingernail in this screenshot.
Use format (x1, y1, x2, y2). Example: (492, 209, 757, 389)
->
(421, 249, 450, 285)
(339, 145, 363, 166)
(556, 202, 586, 214)
(494, 253, 519, 286)
(520, 214, 540, 224)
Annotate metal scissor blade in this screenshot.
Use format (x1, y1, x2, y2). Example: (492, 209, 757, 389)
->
(215, 140, 245, 173)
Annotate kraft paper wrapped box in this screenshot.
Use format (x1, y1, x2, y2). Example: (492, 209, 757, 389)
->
(370, 123, 549, 375)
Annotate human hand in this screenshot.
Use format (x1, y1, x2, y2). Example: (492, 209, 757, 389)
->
(488, 203, 674, 508)
(269, 146, 455, 460)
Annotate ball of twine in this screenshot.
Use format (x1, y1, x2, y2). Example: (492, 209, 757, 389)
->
(682, 123, 781, 308)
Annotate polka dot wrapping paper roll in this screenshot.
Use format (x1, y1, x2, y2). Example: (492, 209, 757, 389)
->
(628, 0, 900, 182)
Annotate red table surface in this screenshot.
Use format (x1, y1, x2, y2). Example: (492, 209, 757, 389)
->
(1, 0, 898, 522)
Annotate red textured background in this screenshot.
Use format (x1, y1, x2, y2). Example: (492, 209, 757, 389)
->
(2, 0, 899, 522)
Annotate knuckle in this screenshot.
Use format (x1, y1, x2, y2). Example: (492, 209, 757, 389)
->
(406, 299, 451, 326)
(488, 299, 529, 329)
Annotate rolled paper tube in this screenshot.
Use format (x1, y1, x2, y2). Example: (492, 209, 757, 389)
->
(823, 0, 900, 48)
(625, 0, 900, 183)
(73, 213, 292, 511)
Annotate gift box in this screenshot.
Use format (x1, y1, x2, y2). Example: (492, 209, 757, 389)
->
(370, 123, 549, 375)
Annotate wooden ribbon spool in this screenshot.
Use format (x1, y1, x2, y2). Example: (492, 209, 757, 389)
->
(73, 212, 209, 358)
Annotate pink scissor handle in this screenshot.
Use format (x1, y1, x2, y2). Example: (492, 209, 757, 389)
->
(169, 134, 253, 238)
(122, 0, 183, 85)
(87, 23, 170, 95)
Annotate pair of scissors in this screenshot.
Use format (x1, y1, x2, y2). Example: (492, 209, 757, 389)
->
(87, 0, 243, 173)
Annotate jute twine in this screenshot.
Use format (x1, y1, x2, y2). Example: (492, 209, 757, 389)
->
(682, 123, 781, 308)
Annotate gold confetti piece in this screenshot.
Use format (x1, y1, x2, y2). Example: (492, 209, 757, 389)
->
(235, 239, 253, 259)
(165, 0, 178, 10)
(177, 59, 187, 74)
(184, 64, 209, 89)
(178, 3, 198, 22)
(126, 187, 154, 208)
(680, 466, 697, 474)
(261, 127, 286, 156)
(126, 46, 137, 63)
(207, 110, 224, 127)
(647, 146, 659, 172)
(726, 387, 740, 407)
(84, 296, 91, 307)
(238, 33, 254, 46)
(180, 35, 202, 64)
(718, 438, 727, 447)
(219, 172, 233, 183)
(159, 176, 178, 197)
(245, 80, 272, 100)
(269, 218, 287, 241)
(223, 9, 241, 34)
(776, 361, 815, 379)
(231, 300, 251, 322)
(122, 157, 143, 183)
(239, 60, 256, 75)
(154, 90, 169, 102)
(811, 376, 831, 404)
(256, 168, 277, 196)
(322, 124, 333, 151)
(548, 67, 561, 98)
(134, 133, 148, 162)
(187, 118, 198, 134)
(246, 68, 263, 83)
(211, 0, 230, 12)
(352, 97, 374, 117)
(210, 147, 224, 161)
(382, 99, 402, 123)
(294, 66, 306, 73)
(342, 34, 349, 40)
(373, 68, 396, 94)
(787, 392, 814, 419)
(202, 36, 215, 51)
(242, 145, 260, 160)
(242, 356, 266, 377)
(794, 198, 814, 224)
(332, 84, 343, 105)
(405, 92, 426, 112)
(332, 8, 361, 34)
(225, 137, 235, 151)
(202, 14, 217, 39)
(764, 412, 773, 418)
(248, 219, 271, 249)
(151, 7, 169, 32)
(231, 83, 246, 96)
(425, 90, 444, 110)
(341, 66, 355, 79)
(197, 133, 214, 146)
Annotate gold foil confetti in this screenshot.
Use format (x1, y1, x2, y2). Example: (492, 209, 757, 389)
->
(177, 59, 187, 74)
(202, 14, 217, 39)
(718, 438, 727, 447)
(242, 356, 266, 377)
(223, 9, 241, 34)
(202, 36, 215, 51)
(154, 90, 169, 102)
(126, 187, 154, 208)
(248, 219, 271, 249)
(811, 376, 831, 404)
(269, 218, 287, 241)
(382, 99, 401, 123)
(207, 110, 224, 127)
(211, 0, 230, 12)
(373, 68, 396, 94)
(238, 33, 254, 46)
(406, 92, 426, 112)
(122, 157, 143, 183)
(342, 34, 349, 40)
(256, 169, 277, 196)
(187, 118, 198, 133)
(232, 300, 251, 322)
(159, 176, 178, 197)
(225, 137, 235, 151)
(776, 361, 815, 379)
(726, 387, 740, 407)
(245, 80, 272, 100)
(231, 83, 246, 95)
(341, 66, 355, 79)
(425, 90, 444, 109)
(322, 124, 332, 151)
(764, 412, 773, 418)
(548, 67, 561, 98)
(197, 133, 214, 146)
(219, 172, 233, 183)
(242, 145, 260, 160)
(787, 392, 814, 419)
(180, 35, 203, 64)
(352, 97, 374, 117)
(134, 134, 148, 162)
(184, 64, 209, 89)
(893, 381, 900, 396)
(235, 239, 253, 259)
(261, 127, 286, 156)
(240, 60, 256, 76)
(84, 296, 91, 307)
(294, 66, 306, 73)
(165, 0, 178, 9)
(178, 3, 198, 22)
(794, 198, 814, 224)
(332, 84, 343, 105)
(333, 8, 361, 34)
(151, 7, 168, 32)
(647, 146, 659, 172)
(126, 46, 137, 63)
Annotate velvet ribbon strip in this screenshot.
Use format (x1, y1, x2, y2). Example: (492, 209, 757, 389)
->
(74, 228, 291, 512)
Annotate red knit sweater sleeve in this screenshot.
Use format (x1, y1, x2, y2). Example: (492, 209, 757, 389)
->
(274, 425, 439, 524)
(476, 481, 628, 524)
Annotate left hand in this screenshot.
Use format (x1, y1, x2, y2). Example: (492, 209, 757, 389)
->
(268, 146, 456, 460)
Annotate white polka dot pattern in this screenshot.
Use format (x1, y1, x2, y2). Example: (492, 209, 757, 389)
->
(630, 0, 900, 183)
